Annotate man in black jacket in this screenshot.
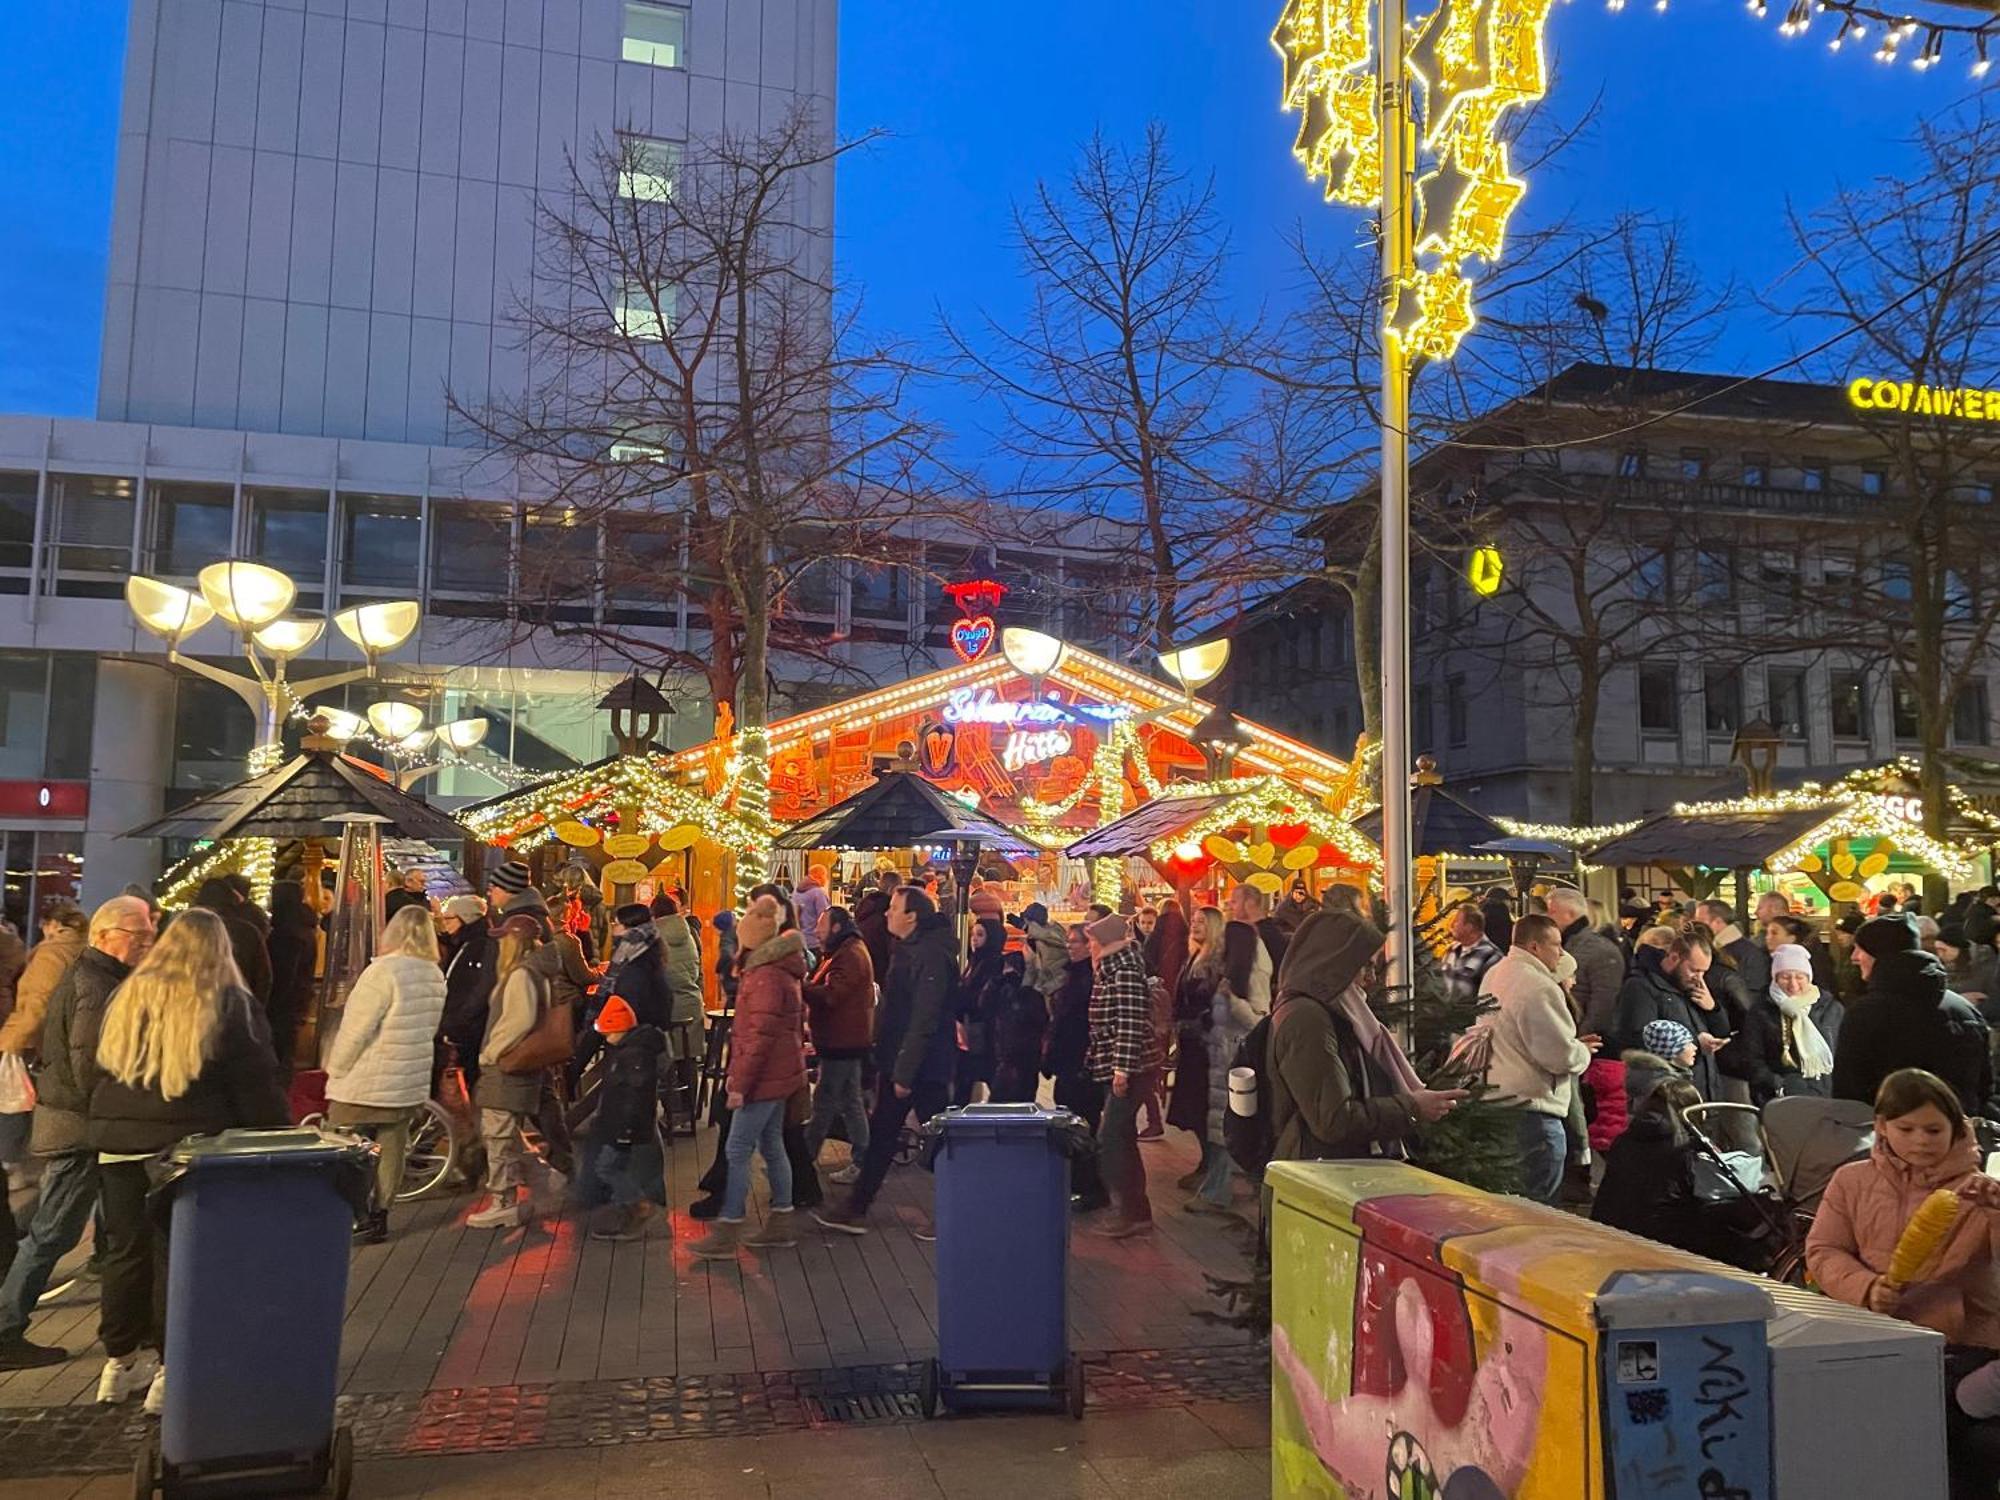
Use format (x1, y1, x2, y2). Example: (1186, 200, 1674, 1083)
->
(1831, 913, 1999, 1118)
(0, 896, 154, 1369)
(437, 896, 494, 1094)
(816, 888, 957, 1235)
(1612, 930, 1732, 1100)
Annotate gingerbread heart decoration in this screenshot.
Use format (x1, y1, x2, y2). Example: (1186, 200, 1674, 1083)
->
(950, 614, 995, 662)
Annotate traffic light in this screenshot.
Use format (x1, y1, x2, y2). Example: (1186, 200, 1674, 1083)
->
(1467, 544, 1504, 596)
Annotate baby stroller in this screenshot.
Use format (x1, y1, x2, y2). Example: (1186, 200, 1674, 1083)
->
(1683, 1095, 1874, 1285)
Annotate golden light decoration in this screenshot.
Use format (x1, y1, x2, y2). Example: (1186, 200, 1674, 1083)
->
(250, 617, 324, 659)
(1148, 776, 1380, 871)
(1273, 0, 1381, 205)
(125, 576, 215, 651)
(1666, 786, 1978, 887)
(460, 754, 761, 872)
(197, 561, 295, 630)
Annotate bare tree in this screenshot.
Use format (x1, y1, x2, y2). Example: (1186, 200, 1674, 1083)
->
(1774, 102, 2000, 859)
(452, 108, 961, 869)
(945, 126, 1291, 652)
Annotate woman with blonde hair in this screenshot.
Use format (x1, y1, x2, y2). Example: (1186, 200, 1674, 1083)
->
(325, 905, 448, 1243)
(468, 913, 562, 1229)
(87, 908, 288, 1409)
(1167, 905, 1227, 1192)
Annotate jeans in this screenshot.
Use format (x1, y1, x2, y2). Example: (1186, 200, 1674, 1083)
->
(98, 1159, 166, 1360)
(0, 1151, 97, 1341)
(849, 1078, 951, 1216)
(1097, 1068, 1157, 1225)
(577, 1133, 666, 1210)
(721, 1098, 792, 1222)
(1514, 1110, 1568, 1205)
(805, 1058, 870, 1161)
(1195, 1139, 1236, 1206)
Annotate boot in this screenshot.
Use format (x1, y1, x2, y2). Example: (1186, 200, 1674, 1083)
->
(353, 1209, 389, 1245)
(688, 1191, 725, 1221)
(743, 1208, 798, 1249)
(689, 1219, 743, 1260)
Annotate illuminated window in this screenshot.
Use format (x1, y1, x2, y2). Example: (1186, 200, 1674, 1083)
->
(1800, 460, 1826, 493)
(1679, 449, 1708, 480)
(614, 282, 675, 341)
(617, 134, 680, 202)
(1617, 450, 1645, 479)
(622, 3, 687, 68)
(1861, 469, 1885, 496)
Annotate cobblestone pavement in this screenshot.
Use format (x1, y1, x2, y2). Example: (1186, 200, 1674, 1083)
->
(0, 1344, 1268, 1479)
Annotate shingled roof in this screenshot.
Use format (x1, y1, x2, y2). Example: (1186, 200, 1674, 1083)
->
(1585, 806, 1836, 871)
(126, 749, 469, 842)
(774, 771, 1034, 856)
(1352, 784, 1514, 858)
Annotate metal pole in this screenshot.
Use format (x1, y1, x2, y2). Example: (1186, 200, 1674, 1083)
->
(1378, 0, 1415, 991)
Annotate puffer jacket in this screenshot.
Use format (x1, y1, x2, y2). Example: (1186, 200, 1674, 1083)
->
(1205, 973, 1266, 1147)
(658, 913, 704, 1023)
(325, 954, 448, 1109)
(0, 927, 84, 1054)
(1807, 1135, 2000, 1345)
(27, 947, 131, 1154)
(803, 928, 874, 1056)
(87, 987, 291, 1155)
(596, 921, 675, 1030)
(1584, 1058, 1629, 1152)
(727, 932, 808, 1103)
(1831, 948, 1998, 1119)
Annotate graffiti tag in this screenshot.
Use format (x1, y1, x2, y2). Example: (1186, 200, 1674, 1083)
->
(1694, 1333, 1752, 1489)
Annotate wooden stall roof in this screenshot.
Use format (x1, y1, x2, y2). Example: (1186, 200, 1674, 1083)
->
(1585, 806, 1837, 870)
(126, 749, 469, 843)
(1062, 791, 1241, 859)
(775, 771, 1037, 857)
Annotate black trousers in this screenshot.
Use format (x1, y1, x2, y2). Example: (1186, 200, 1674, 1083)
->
(98, 1160, 166, 1360)
(850, 1079, 951, 1215)
(1054, 1073, 1108, 1205)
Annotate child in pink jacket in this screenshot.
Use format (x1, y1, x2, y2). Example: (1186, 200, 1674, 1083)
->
(1806, 1067, 2000, 1498)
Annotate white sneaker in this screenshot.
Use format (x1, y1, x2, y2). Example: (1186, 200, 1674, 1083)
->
(827, 1164, 861, 1186)
(97, 1353, 158, 1404)
(467, 1196, 527, 1229)
(143, 1365, 166, 1416)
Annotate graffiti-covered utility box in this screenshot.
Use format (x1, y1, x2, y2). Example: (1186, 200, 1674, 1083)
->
(1267, 1161, 1946, 1499)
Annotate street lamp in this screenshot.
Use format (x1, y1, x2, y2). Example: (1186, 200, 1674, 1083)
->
(1191, 702, 1251, 782)
(125, 558, 422, 770)
(1159, 639, 1231, 696)
(1001, 627, 1067, 683)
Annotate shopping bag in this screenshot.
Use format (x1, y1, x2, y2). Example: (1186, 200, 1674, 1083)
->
(0, 1052, 37, 1114)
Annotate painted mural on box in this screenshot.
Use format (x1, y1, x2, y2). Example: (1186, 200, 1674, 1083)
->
(1271, 1188, 1701, 1499)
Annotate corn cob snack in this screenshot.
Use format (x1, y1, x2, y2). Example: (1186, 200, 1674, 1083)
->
(1886, 1188, 1964, 1288)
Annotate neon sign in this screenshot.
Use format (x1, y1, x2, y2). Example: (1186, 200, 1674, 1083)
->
(944, 579, 1008, 663)
(942, 687, 1070, 726)
(1002, 727, 1074, 772)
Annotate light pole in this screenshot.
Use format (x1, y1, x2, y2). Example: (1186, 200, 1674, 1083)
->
(125, 563, 422, 771)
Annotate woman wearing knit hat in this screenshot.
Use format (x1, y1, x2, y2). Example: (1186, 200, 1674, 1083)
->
(1718, 942, 1840, 1106)
(1831, 913, 1998, 1119)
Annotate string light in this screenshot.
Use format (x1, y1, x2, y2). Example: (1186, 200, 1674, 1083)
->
(1603, 0, 1995, 75)
(1145, 777, 1380, 871)
(159, 837, 276, 911)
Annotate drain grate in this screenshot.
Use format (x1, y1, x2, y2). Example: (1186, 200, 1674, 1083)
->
(809, 1391, 927, 1424)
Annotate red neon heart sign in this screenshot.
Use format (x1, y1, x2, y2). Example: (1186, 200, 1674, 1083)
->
(951, 615, 995, 662)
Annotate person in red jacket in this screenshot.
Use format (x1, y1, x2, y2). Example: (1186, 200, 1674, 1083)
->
(693, 896, 807, 1260)
(803, 905, 875, 1185)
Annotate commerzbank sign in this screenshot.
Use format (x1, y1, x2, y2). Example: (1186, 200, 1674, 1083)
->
(1846, 376, 2000, 422)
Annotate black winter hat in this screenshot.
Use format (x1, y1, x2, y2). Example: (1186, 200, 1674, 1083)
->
(1856, 912, 1922, 959)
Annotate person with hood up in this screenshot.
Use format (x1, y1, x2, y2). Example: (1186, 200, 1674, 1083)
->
(574, 995, 669, 1241)
(1267, 910, 1465, 1165)
(1808, 1068, 2000, 1499)
(1190, 905, 1257, 1215)
(989, 949, 1048, 1104)
(1719, 942, 1838, 1105)
(1016, 902, 1069, 1000)
(1477, 913, 1599, 1204)
(1612, 924, 1732, 1099)
(324, 905, 449, 1243)
(1832, 913, 1999, 1119)
(953, 917, 1007, 1105)
(693, 895, 807, 1259)
(803, 905, 874, 1180)
(1083, 913, 1162, 1237)
(854, 872, 900, 978)
(1275, 881, 1314, 936)
(815, 887, 958, 1235)
(1624, 1019, 1697, 1116)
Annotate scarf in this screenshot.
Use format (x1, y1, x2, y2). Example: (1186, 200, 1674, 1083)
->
(1334, 980, 1426, 1093)
(610, 921, 658, 972)
(1770, 982, 1834, 1079)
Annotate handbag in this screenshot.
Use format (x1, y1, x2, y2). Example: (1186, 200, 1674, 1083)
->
(1443, 1023, 1495, 1084)
(496, 972, 574, 1075)
(0, 1052, 34, 1114)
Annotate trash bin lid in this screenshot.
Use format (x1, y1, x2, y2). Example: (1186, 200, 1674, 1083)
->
(940, 1104, 1062, 1129)
(169, 1126, 366, 1171)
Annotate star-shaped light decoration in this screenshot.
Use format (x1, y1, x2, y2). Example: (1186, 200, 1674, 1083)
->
(1274, 0, 1380, 205)
(1414, 150, 1479, 258)
(1406, 0, 1495, 146)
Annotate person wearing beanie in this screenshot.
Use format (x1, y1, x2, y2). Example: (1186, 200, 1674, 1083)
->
(1592, 1075, 1766, 1269)
(1832, 912, 1999, 1118)
(574, 993, 669, 1242)
(1935, 921, 1999, 1016)
(586, 902, 675, 1048)
(1720, 941, 1840, 1106)
(1623, 1017, 1698, 1118)
(1016, 901, 1068, 1001)
(437, 894, 495, 1103)
(485, 860, 550, 938)
(1078, 909, 1160, 1236)
(691, 895, 807, 1260)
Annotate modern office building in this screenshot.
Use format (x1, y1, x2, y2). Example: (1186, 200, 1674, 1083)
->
(0, 0, 1135, 918)
(1233, 362, 2000, 828)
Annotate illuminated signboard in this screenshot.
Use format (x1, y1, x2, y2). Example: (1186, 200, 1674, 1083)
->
(1001, 727, 1074, 772)
(1847, 377, 2000, 422)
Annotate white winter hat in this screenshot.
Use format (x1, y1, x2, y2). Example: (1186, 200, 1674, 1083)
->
(1771, 943, 1813, 979)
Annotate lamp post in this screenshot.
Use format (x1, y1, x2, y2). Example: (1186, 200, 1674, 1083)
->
(125, 562, 422, 771)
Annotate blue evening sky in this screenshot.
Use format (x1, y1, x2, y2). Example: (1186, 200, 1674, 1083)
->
(0, 0, 1975, 451)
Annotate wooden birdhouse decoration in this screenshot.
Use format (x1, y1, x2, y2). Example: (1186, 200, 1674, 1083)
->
(598, 672, 676, 756)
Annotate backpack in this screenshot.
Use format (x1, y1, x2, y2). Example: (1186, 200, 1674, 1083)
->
(1223, 1012, 1276, 1180)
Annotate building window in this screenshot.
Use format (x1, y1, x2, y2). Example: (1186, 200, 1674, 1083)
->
(605, 514, 682, 627)
(1618, 450, 1645, 478)
(613, 281, 675, 340)
(1861, 469, 1885, 496)
(1634, 546, 1670, 602)
(1703, 669, 1741, 736)
(149, 482, 233, 577)
(1881, 556, 1913, 611)
(1446, 674, 1468, 747)
(428, 503, 513, 611)
(1821, 553, 1857, 609)
(851, 561, 909, 623)
(1892, 679, 1920, 741)
(622, 2, 687, 68)
(1955, 682, 1992, 746)
(0, 473, 33, 579)
(1410, 564, 1434, 630)
(1679, 449, 1708, 480)
(0, 651, 94, 780)
(340, 494, 420, 594)
(48, 474, 133, 594)
(1767, 667, 1807, 740)
(172, 675, 256, 793)
(1974, 478, 1997, 505)
(249, 489, 329, 605)
(1947, 567, 1977, 624)
(1413, 684, 1433, 751)
(1691, 546, 1733, 605)
(1830, 670, 1866, 739)
(616, 134, 680, 202)
(1758, 552, 1798, 606)
(1638, 667, 1679, 735)
(1742, 454, 1768, 488)
(1, 830, 82, 935)
(1800, 460, 1827, 493)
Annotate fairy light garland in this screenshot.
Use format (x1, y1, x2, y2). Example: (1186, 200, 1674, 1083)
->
(281, 700, 532, 788)
(459, 753, 760, 860)
(1603, 0, 1996, 76)
(1147, 776, 1381, 870)
(1495, 815, 1641, 846)
(159, 837, 276, 911)
(1665, 786, 1978, 885)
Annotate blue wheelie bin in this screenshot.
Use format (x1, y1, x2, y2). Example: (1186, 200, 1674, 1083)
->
(134, 1128, 375, 1500)
(918, 1103, 1092, 1419)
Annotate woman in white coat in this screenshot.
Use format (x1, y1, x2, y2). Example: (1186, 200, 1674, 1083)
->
(326, 905, 448, 1242)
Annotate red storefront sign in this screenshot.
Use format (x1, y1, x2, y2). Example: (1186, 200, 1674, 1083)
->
(0, 781, 90, 818)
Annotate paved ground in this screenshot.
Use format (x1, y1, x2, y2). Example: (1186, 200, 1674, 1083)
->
(1, 1402, 1272, 1500)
